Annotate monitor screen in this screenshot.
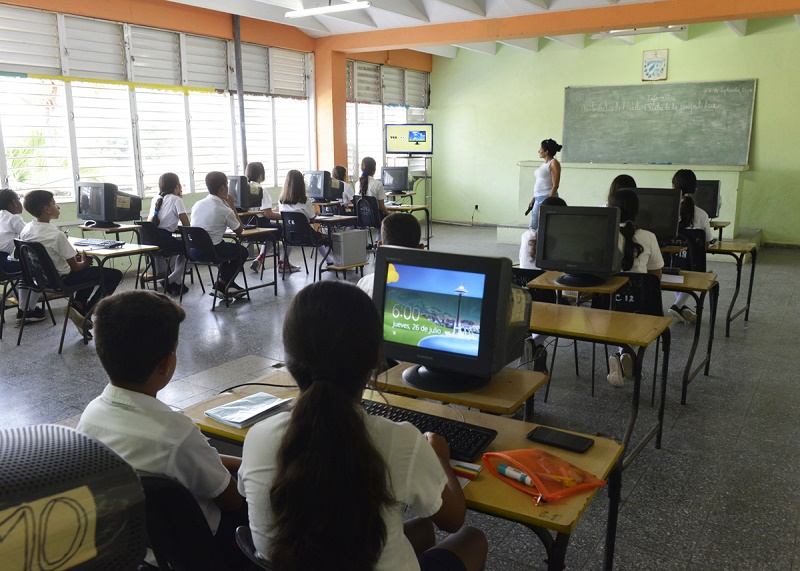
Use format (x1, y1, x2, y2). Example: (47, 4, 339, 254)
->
(693, 180, 721, 218)
(372, 247, 531, 393)
(303, 170, 330, 201)
(633, 188, 682, 241)
(227, 176, 249, 209)
(77, 182, 104, 218)
(385, 124, 433, 155)
(381, 167, 409, 192)
(536, 205, 622, 287)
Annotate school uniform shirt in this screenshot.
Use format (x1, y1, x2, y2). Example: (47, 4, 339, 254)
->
(278, 200, 316, 220)
(687, 204, 714, 243)
(341, 181, 355, 203)
(19, 220, 76, 276)
(357, 273, 375, 298)
(239, 411, 448, 571)
(519, 229, 539, 270)
(533, 160, 554, 197)
(358, 176, 386, 202)
(619, 227, 664, 274)
(77, 385, 231, 535)
(191, 194, 240, 245)
(147, 193, 187, 233)
(0, 209, 25, 255)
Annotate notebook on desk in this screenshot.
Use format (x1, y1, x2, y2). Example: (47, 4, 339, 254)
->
(204, 392, 292, 429)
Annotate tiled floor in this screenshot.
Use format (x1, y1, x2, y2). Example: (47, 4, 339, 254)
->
(2, 222, 795, 570)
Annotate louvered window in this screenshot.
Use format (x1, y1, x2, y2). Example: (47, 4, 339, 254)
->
(233, 94, 276, 186)
(274, 97, 310, 185)
(406, 70, 428, 108)
(354, 62, 381, 104)
(188, 91, 235, 193)
(71, 82, 136, 193)
(0, 77, 72, 197)
(238, 43, 269, 94)
(135, 88, 189, 196)
(130, 26, 180, 86)
(381, 67, 404, 105)
(269, 48, 306, 97)
(63, 16, 125, 80)
(345, 60, 354, 101)
(184, 35, 227, 90)
(0, 5, 59, 75)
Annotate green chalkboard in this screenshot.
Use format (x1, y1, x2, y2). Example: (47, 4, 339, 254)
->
(562, 80, 756, 166)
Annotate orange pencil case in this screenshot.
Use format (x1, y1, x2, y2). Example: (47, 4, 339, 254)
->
(483, 449, 605, 503)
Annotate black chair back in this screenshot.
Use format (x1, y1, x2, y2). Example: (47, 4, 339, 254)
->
(512, 267, 559, 304)
(281, 211, 319, 247)
(15, 239, 64, 294)
(354, 195, 381, 230)
(138, 220, 167, 252)
(139, 474, 229, 571)
(675, 228, 707, 273)
(179, 226, 219, 263)
(592, 272, 663, 317)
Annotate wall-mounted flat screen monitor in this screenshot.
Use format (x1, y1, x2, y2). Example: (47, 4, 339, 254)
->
(694, 180, 721, 219)
(385, 124, 433, 155)
(536, 205, 623, 287)
(632, 188, 682, 242)
(372, 247, 531, 393)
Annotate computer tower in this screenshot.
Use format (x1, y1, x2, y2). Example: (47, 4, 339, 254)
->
(331, 229, 367, 266)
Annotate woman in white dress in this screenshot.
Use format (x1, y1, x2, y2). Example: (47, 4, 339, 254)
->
(527, 138, 562, 230)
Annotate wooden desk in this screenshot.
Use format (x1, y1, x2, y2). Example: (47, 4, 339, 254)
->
(660, 244, 687, 255)
(529, 302, 671, 469)
(386, 204, 431, 249)
(527, 272, 628, 297)
(710, 220, 730, 242)
(223, 227, 279, 296)
(707, 241, 757, 337)
(660, 271, 719, 404)
(379, 362, 548, 421)
(79, 223, 141, 242)
(182, 377, 624, 571)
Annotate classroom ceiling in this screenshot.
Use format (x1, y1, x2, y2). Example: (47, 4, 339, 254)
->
(167, 0, 798, 57)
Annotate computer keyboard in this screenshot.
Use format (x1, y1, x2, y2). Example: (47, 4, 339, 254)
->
(361, 399, 497, 462)
(662, 266, 681, 275)
(73, 238, 125, 249)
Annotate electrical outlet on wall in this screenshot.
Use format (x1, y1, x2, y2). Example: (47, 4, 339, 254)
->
(474, 204, 479, 210)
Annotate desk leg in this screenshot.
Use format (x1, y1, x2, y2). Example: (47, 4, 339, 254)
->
(656, 329, 670, 448)
(704, 282, 719, 376)
(725, 253, 744, 337)
(681, 291, 705, 405)
(745, 247, 757, 322)
(527, 525, 569, 571)
(425, 208, 431, 249)
(604, 461, 622, 571)
(620, 344, 641, 454)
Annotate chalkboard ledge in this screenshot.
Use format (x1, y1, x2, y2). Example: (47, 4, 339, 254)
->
(517, 162, 749, 172)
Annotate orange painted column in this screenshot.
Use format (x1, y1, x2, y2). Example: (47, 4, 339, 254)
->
(314, 48, 347, 171)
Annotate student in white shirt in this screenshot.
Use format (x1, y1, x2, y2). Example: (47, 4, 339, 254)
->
(669, 169, 714, 324)
(190, 171, 247, 295)
(238, 281, 487, 571)
(0, 188, 43, 323)
(278, 169, 332, 266)
(244, 161, 291, 273)
(607, 188, 664, 387)
(148, 172, 190, 296)
(76, 291, 248, 569)
(358, 156, 389, 216)
(333, 164, 355, 205)
(357, 212, 423, 298)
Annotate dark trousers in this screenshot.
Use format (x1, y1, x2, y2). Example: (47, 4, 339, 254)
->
(0, 251, 20, 274)
(191, 242, 248, 284)
(62, 266, 123, 313)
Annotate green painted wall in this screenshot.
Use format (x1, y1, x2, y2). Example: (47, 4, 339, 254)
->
(428, 17, 800, 245)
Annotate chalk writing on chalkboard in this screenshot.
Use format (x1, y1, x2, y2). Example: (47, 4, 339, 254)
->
(562, 80, 756, 166)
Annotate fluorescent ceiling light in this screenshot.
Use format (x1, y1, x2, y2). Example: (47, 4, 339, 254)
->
(590, 25, 687, 39)
(285, 1, 371, 19)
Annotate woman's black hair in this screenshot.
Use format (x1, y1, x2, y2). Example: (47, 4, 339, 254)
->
(607, 174, 636, 205)
(0, 188, 18, 212)
(540, 139, 563, 158)
(269, 281, 393, 571)
(359, 157, 377, 196)
(673, 169, 697, 229)
(151, 173, 180, 227)
(332, 165, 347, 182)
(609, 188, 644, 272)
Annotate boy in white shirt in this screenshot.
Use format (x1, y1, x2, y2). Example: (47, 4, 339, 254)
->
(357, 213, 422, 298)
(190, 171, 247, 295)
(20, 190, 123, 337)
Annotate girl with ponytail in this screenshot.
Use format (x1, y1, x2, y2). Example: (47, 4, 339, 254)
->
(669, 169, 713, 323)
(606, 188, 664, 387)
(239, 281, 487, 571)
(147, 173, 190, 296)
(359, 156, 389, 216)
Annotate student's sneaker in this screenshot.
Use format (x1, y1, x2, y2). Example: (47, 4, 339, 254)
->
(226, 282, 246, 295)
(16, 307, 47, 324)
(620, 352, 633, 380)
(250, 258, 263, 272)
(680, 305, 697, 324)
(278, 260, 301, 273)
(67, 306, 93, 339)
(166, 282, 189, 296)
(607, 354, 624, 387)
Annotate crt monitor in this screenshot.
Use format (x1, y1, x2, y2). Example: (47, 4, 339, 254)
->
(228, 175, 262, 210)
(536, 205, 623, 287)
(372, 247, 532, 393)
(694, 180, 721, 219)
(303, 170, 332, 202)
(326, 178, 343, 201)
(77, 181, 142, 228)
(632, 188, 682, 242)
(382, 167, 410, 192)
